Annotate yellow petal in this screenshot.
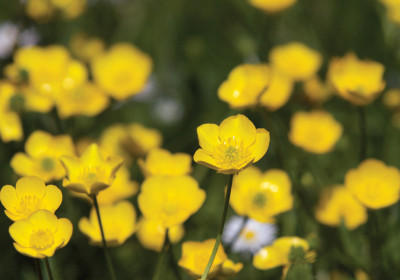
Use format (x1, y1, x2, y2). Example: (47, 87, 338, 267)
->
(253, 246, 285, 270)
(219, 114, 256, 146)
(0, 111, 23, 142)
(193, 149, 220, 171)
(251, 128, 270, 162)
(15, 177, 46, 198)
(25, 130, 52, 158)
(9, 220, 36, 247)
(196, 123, 220, 155)
(0, 185, 19, 214)
(10, 153, 36, 177)
(81, 143, 103, 163)
(28, 210, 58, 232)
(40, 185, 62, 213)
(14, 243, 45, 258)
(54, 218, 73, 249)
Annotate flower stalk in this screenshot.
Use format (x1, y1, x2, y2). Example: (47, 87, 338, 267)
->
(34, 258, 43, 280)
(44, 258, 54, 280)
(201, 173, 234, 280)
(92, 195, 117, 280)
(152, 229, 170, 280)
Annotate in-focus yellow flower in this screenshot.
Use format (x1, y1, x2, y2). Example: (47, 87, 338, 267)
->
(315, 185, 367, 230)
(259, 69, 294, 111)
(270, 42, 322, 81)
(289, 110, 343, 154)
(91, 43, 153, 100)
(124, 123, 163, 157)
(9, 210, 72, 258)
(136, 218, 184, 252)
(138, 148, 192, 177)
(253, 236, 311, 270)
(70, 33, 105, 62)
(61, 143, 123, 195)
(0, 177, 62, 221)
(217, 64, 270, 109)
(248, 0, 297, 13)
(303, 76, 332, 104)
(327, 53, 385, 105)
(193, 114, 270, 174)
(10, 209, 72, 258)
(11, 131, 75, 182)
(230, 166, 293, 222)
(178, 239, 227, 279)
(345, 159, 400, 209)
(79, 200, 136, 246)
(138, 175, 205, 228)
(383, 89, 400, 110)
(55, 82, 109, 118)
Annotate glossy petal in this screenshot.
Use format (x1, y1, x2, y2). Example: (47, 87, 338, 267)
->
(40, 185, 62, 212)
(196, 124, 220, 155)
(219, 114, 256, 145)
(253, 246, 285, 270)
(9, 220, 36, 247)
(0, 185, 19, 213)
(251, 129, 270, 162)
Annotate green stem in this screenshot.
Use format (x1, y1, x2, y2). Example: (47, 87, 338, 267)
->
(34, 258, 43, 280)
(168, 241, 183, 280)
(201, 174, 234, 280)
(92, 195, 117, 280)
(44, 258, 54, 280)
(152, 229, 170, 280)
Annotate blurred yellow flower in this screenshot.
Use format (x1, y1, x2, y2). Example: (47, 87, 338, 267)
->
(178, 239, 227, 279)
(136, 218, 184, 252)
(9, 209, 72, 258)
(25, 0, 85, 21)
(193, 114, 270, 174)
(79, 200, 136, 246)
(53, 0, 86, 19)
(327, 53, 385, 105)
(138, 148, 192, 177)
(289, 110, 343, 154)
(217, 259, 243, 280)
(303, 76, 332, 104)
(99, 124, 129, 160)
(315, 185, 367, 230)
(253, 236, 311, 270)
(259, 69, 294, 111)
(345, 159, 400, 209)
(138, 175, 205, 228)
(61, 143, 123, 195)
(91, 43, 153, 100)
(248, 0, 297, 13)
(124, 123, 163, 157)
(0, 82, 23, 142)
(217, 64, 270, 109)
(26, 0, 54, 21)
(0, 176, 62, 221)
(55, 82, 109, 118)
(11, 130, 75, 182)
(70, 33, 105, 62)
(270, 42, 322, 81)
(383, 89, 400, 110)
(230, 166, 293, 222)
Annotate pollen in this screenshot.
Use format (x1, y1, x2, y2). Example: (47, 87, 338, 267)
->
(30, 229, 54, 251)
(214, 137, 252, 169)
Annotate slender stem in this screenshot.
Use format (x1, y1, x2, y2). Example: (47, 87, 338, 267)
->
(168, 241, 183, 280)
(201, 174, 234, 280)
(152, 229, 170, 280)
(92, 195, 117, 280)
(358, 106, 367, 161)
(44, 258, 54, 280)
(34, 258, 43, 280)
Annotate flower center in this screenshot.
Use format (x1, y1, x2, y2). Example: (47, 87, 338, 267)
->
(77, 166, 108, 185)
(17, 195, 41, 219)
(241, 230, 256, 241)
(41, 157, 55, 172)
(252, 192, 267, 208)
(30, 229, 54, 251)
(214, 137, 252, 169)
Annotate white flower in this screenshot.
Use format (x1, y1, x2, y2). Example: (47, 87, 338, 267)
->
(222, 216, 277, 254)
(0, 22, 18, 59)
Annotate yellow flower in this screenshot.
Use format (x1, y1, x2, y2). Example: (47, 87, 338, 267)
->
(178, 239, 227, 279)
(0, 177, 62, 221)
(91, 43, 153, 100)
(79, 200, 136, 246)
(327, 53, 385, 105)
(0, 111, 23, 142)
(54, 82, 109, 118)
(289, 110, 343, 154)
(315, 186, 367, 230)
(25, 0, 54, 21)
(193, 114, 270, 174)
(99, 124, 130, 161)
(138, 148, 192, 177)
(217, 259, 243, 280)
(10, 209, 72, 258)
(345, 159, 400, 209)
(248, 0, 297, 13)
(60, 143, 123, 195)
(253, 236, 311, 270)
(70, 33, 105, 62)
(383, 89, 400, 110)
(11, 131, 75, 182)
(19, 86, 54, 113)
(259, 69, 294, 111)
(217, 64, 271, 109)
(269, 42, 322, 81)
(303, 76, 332, 104)
(124, 123, 163, 157)
(138, 175, 205, 228)
(136, 218, 184, 252)
(53, 0, 86, 19)
(230, 166, 293, 222)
